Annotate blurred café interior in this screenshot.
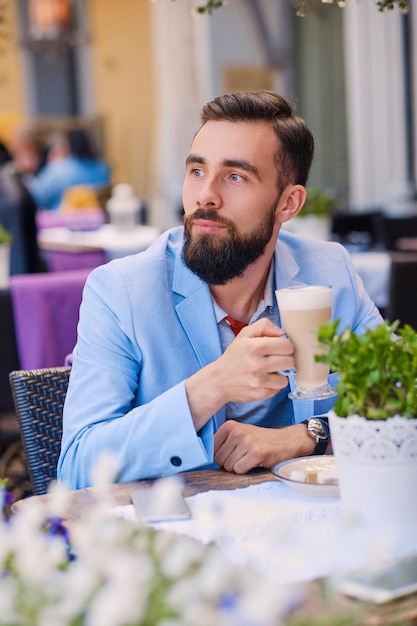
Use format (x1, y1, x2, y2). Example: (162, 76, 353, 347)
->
(0, 0, 416, 493)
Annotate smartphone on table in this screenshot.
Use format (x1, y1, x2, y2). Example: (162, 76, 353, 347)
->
(336, 555, 417, 604)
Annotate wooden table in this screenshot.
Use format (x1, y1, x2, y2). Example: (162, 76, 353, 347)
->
(12, 468, 417, 624)
(12, 468, 275, 522)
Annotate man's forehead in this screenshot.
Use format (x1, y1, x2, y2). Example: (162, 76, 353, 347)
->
(190, 119, 277, 159)
(194, 118, 273, 137)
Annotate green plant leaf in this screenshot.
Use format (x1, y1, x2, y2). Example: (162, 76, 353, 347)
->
(0, 223, 12, 244)
(298, 187, 336, 218)
(316, 319, 417, 419)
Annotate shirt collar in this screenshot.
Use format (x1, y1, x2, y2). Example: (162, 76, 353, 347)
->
(212, 259, 275, 324)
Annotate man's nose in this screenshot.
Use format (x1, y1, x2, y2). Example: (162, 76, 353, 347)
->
(196, 177, 222, 208)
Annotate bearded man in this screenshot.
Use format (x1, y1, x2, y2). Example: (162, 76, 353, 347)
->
(58, 91, 382, 489)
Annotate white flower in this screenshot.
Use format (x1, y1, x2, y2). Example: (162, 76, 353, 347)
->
(0, 475, 294, 626)
(89, 450, 121, 487)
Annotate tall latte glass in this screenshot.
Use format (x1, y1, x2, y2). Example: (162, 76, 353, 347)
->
(275, 285, 336, 400)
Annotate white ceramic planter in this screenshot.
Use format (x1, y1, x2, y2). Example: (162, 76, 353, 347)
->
(0, 244, 11, 288)
(328, 411, 417, 549)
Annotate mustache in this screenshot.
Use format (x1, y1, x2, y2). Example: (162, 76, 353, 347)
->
(184, 208, 231, 228)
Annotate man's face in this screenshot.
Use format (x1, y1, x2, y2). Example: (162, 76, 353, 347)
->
(182, 120, 282, 284)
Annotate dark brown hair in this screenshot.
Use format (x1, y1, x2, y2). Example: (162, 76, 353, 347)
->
(200, 91, 314, 194)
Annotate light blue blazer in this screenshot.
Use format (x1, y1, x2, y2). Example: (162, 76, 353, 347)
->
(57, 227, 382, 489)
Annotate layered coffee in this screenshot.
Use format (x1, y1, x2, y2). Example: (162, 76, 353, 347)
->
(276, 285, 332, 392)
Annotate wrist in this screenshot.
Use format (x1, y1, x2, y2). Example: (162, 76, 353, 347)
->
(185, 363, 227, 430)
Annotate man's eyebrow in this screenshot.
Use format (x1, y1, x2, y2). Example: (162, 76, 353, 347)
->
(222, 159, 261, 180)
(185, 154, 205, 166)
(185, 155, 261, 180)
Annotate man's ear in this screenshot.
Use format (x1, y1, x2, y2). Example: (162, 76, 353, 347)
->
(277, 185, 307, 223)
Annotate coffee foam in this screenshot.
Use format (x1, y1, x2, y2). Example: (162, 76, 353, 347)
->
(275, 285, 332, 310)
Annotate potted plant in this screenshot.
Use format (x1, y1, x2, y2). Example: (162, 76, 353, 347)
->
(282, 187, 336, 240)
(316, 320, 417, 549)
(0, 223, 12, 287)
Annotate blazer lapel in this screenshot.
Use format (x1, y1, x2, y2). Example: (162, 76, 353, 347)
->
(274, 236, 301, 288)
(172, 249, 226, 428)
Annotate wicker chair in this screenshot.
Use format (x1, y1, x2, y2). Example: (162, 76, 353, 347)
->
(9, 366, 71, 496)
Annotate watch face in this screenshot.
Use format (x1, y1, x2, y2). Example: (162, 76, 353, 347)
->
(308, 418, 330, 440)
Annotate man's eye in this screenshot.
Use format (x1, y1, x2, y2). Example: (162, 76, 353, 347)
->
(230, 173, 244, 182)
(191, 168, 203, 177)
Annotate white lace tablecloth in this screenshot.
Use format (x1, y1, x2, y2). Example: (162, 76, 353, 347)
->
(115, 481, 415, 585)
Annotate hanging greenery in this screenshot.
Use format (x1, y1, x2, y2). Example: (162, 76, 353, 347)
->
(179, 0, 410, 16)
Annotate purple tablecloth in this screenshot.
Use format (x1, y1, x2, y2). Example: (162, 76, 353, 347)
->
(37, 209, 107, 272)
(36, 208, 106, 230)
(43, 249, 106, 272)
(9, 269, 91, 370)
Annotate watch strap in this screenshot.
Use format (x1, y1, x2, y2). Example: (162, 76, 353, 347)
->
(310, 437, 328, 456)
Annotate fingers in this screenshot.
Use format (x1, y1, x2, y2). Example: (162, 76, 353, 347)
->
(216, 322, 294, 404)
(239, 317, 285, 339)
(234, 319, 294, 361)
(214, 421, 265, 474)
(230, 332, 295, 385)
(214, 423, 248, 473)
(214, 422, 312, 475)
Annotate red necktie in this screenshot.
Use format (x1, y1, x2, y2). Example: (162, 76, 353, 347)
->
(225, 316, 248, 336)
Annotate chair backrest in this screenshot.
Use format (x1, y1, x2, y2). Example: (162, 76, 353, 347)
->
(382, 216, 417, 251)
(9, 366, 71, 495)
(9, 268, 90, 370)
(385, 252, 417, 330)
(331, 209, 385, 249)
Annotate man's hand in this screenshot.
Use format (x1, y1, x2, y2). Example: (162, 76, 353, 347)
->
(216, 318, 294, 403)
(214, 420, 316, 474)
(185, 318, 294, 431)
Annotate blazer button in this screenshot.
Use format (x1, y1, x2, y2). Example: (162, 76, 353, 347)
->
(170, 456, 182, 467)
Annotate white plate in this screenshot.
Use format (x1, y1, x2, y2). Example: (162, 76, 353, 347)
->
(272, 455, 339, 498)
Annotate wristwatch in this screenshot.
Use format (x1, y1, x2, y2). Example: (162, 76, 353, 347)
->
(302, 417, 330, 456)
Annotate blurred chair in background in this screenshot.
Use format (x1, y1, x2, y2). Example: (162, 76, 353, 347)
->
(331, 209, 385, 250)
(9, 268, 90, 370)
(381, 215, 417, 251)
(385, 252, 417, 330)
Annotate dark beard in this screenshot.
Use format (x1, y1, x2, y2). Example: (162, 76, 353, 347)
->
(182, 206, 276, 285)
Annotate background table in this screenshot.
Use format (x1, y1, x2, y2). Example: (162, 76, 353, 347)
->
(38, 224, 160, 269)
(350, 250, 391, 309)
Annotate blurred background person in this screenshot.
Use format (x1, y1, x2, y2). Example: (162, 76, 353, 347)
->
(0, 140, 45, 275)
(9, 127, 47, 186)
(29, 128, 111, 211)
(0, 141, 12, 165)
